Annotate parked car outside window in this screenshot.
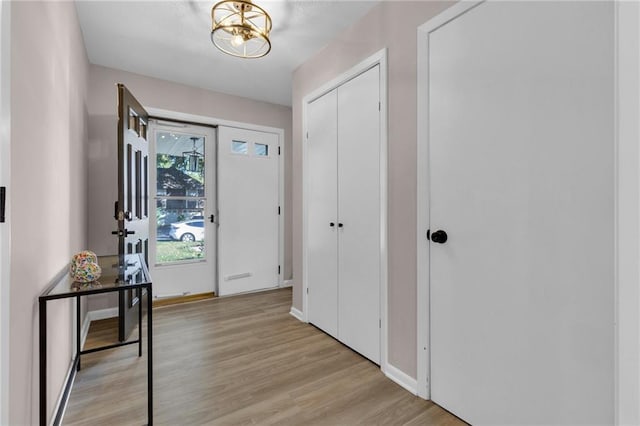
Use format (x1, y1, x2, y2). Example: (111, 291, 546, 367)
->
(169, 220, 204, 242)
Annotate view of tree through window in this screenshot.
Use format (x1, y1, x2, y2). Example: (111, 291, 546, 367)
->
(155, 132, 207, 264)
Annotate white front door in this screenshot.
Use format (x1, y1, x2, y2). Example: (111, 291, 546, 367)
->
(149, 121, 217, 297)
(428, 1, 614, 424)
(217, 126, 280, 296)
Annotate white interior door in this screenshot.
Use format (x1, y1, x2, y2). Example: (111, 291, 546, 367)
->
(428, 2, 614, 424)
(0, 1, 8, 422)
(149, 121, 217, 298)
(337, 65, 381, 363)
(218, 126, 279, 296)
(307, 89, 339, 338)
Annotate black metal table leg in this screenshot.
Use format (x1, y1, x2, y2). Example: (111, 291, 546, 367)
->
(39, 299, 47, 426)
(147, 284, 153, 425)
(76, 296, 82, 370)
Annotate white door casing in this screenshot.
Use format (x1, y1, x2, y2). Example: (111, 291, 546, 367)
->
(307, 89, 339, 338)
(149, 121, 217, 298)
(419, 1, 614, 424)
(337, 65, 381, 364)
(615, 1, 640, 424)
(218, 126, 280, 296)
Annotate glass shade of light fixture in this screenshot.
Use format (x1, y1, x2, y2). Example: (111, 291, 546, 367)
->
(183, 137, 204, 172)
(211, 0, 272, 59)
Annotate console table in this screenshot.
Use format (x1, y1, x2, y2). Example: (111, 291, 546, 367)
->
(39, 253, 153, 426)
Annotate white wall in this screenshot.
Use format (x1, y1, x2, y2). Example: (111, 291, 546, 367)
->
(9, 1, 89, 424)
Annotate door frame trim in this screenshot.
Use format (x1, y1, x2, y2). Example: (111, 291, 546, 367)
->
(614, 1, 640, 424)
(416, 0, 483, 400)
(416, 2, 640, 421)
(0, 0, 10, 423)
(146, 107, 286, 291)
(301, 48, 389, 371)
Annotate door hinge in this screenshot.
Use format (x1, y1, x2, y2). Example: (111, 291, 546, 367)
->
(306, 131, 309, 139)
(278, 146, 281, 155)
(278, 265, 281, 275)
(278, 206, 281, 215)
(379, 318, 381, 328)
(307, 287, 309, 294)
(0, 187, 5, 223)
(378, 102, 381, 111)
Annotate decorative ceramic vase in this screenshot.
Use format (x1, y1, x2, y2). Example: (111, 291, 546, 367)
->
(70, 251, 102, 283)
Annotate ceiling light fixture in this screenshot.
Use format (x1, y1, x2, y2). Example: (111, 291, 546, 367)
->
(211, 0, 272, 59)
(183, 137, 204, 172)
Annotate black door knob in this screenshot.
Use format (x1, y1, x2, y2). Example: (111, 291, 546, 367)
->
(329, 222, 335, 227)
(431, 230, 448, 244)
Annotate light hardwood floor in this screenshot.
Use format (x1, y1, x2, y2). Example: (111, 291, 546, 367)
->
(64, 288, 466, 425)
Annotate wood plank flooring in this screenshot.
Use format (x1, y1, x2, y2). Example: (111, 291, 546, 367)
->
(63, 288, 465, 425)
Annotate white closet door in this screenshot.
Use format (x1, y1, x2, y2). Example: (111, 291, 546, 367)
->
(307, 89, 339, 338)
(337, 65, 381, 363)
(428, 2, 614, 424)
(218, 126, 279, 296)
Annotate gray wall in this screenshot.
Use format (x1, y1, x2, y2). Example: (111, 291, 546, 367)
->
(292, 1, 454, 379)
(10, 1, 89, 423)
(86, 65, 293, 310)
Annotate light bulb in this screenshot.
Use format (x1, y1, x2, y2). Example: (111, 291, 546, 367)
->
(231, 34, 244, 47)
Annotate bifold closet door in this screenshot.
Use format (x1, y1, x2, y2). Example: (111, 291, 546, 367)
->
(337, 65, 381, 364)
(307, 89, 339, 338)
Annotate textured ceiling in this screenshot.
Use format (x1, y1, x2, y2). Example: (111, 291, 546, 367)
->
(75, 0, 380, 106)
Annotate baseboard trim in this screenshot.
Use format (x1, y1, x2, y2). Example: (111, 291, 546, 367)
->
(87, 307, 118, 322)
(50, 356, 79, 426)
(384, 363, 418, 395)
(282, 279, 293, 288)
(289, 306, 304, 322)
(152, 292, 215, 308)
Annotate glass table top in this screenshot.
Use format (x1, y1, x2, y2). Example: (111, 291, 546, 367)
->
(41, 253, 151, 300)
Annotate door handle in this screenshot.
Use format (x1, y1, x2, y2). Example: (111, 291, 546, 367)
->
(111, 229, 136, 237)
(329, 222, 335, 227)
(338, 223, 344, 228)
(430, 230, 448, 244)
(0, 187, 5, 223)
(209, 214, 215, 223)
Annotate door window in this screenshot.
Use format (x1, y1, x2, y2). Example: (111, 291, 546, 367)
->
(155, 131, 207, 264)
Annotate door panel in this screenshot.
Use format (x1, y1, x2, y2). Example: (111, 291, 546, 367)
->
(218, 127, 279, 296)
(337, 66, 380, 363)
(307, 89, 339, 338)
(428, 2, 614, 424)
(149, 122, 217, 297)
(117, 84, 149, 341)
